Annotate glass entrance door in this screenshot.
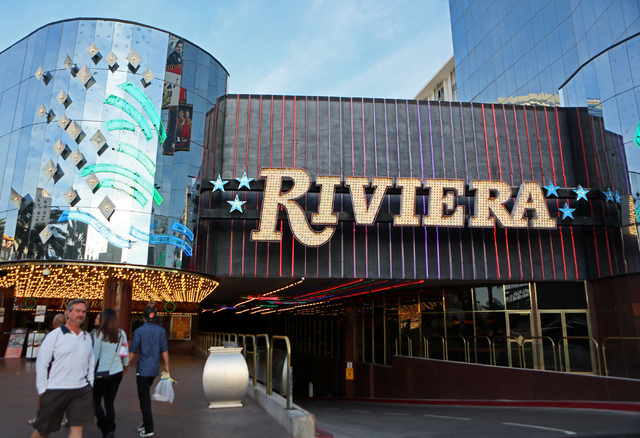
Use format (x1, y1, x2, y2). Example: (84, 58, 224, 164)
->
(539, 311, 594, 373)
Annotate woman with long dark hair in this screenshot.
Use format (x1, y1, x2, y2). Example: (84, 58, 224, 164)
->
(93, 308, 129, 438)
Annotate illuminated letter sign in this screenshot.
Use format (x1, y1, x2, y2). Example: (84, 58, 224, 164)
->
(251, 168, 556, 247)
(250, 168, 335, 247)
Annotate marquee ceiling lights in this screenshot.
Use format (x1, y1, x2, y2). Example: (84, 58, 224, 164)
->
(0, 263, 218, 304)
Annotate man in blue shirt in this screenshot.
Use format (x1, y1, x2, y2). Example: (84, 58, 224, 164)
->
(129, 305, 169, 438)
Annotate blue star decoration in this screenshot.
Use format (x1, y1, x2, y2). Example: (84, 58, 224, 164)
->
(211, 175, 228, 192)
(236, 172, 254, 190)
(573, 185, 589, 201)
(227, 195, 246, 213)
(603, 188, 614, 203)
(615, 191, 621, 204)
(559, 202, 575, 220)
(543, 181, 560, 197)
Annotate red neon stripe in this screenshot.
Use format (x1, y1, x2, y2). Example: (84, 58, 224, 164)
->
(544, 107, 564, 280)
(363, 99, 368, 276)
(281, 96, 285, 167)
(295, 279, 364, 300)
(492, 105, 502, 181)
(269, 96, 274, 167)
(291, 98, 295, 277)
(555, 108, 577, 278)
(494, 228, 501, 279)
(575, 109, 600, 277)
(229, 218, 234, 276)
(279, 219, 283, 277)
(501, 106, 512, 279)
(304, 98, 308, 278)
(522, 107, 535, 279)
(481, 104, 491, 180)
(512, 108, 523, 279)
(234, 95, 239, 176)
(534, 109, 554, 279)
(246, 95, 251, 172)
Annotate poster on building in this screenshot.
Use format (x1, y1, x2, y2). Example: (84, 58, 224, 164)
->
(162, 35, 186, 110)
(26, 332, 45, 359)
(35, 305, 46, 323)
(170, 315, 191, 340)
(166, 104, 193, 152)
(4, 328, 27, 358)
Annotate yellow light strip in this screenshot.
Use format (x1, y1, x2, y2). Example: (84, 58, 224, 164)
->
(0, 262, 219, 304)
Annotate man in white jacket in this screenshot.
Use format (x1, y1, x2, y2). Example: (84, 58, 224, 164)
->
(31, 299, 94, 438)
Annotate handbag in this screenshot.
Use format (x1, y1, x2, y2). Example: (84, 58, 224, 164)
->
(95, 333, 121, 379)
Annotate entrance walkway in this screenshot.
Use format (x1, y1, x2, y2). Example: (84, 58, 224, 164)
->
(1, 354, 290, 438)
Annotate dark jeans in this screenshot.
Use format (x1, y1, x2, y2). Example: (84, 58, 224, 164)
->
(93, 371, 123, 435)
(136, 375, 157, 433)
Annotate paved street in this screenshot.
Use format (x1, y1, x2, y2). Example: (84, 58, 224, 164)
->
(299, 399, 640, 438)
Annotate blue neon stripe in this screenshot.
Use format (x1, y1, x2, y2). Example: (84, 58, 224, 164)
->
(130, 227, 193, 256)
(170, 222, 194, 242)
(58, 211, 135, 249)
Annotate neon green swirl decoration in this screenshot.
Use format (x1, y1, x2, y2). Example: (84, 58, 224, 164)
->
(96, 178, 149, 207)
(117, 142, 156, 176)
(118, 82, 167, 144)
(105, 119, 136, 133)
(104, 95, 153, 141)
(80, 163, 162, 206)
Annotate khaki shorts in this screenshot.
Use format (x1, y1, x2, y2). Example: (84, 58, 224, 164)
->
(33, 384, 93, 435)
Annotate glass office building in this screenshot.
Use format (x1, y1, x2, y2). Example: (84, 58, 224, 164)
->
(449, 0, 640, 192)
(0, 19, 227, 331)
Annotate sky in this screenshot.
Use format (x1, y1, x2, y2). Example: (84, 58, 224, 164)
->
(1, 0, 453, 99)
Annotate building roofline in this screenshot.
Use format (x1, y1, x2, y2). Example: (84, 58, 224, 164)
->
(0, 17, 230, 77)
(413, 54, 455, 100)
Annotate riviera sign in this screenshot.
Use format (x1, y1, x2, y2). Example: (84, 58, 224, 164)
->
(250, 168, 556, 248)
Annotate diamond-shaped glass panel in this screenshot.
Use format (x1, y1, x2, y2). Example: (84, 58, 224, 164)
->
(39, 226, 53, 244)
(65, 120, 82, 141)
(126, 49, 142, 68)
(86, 43, 99, 57)
(43, 159, 57, 181)
(56, 90, 68, 106)
(10, 188, 22, 208)
(70, 149, 84, 166)
(105, 51, 118, 67)
(90, 130, 107, 151)
(77, 65, 93, 86)
(99, 196, 116, 221)
(57, 113, 70, 130)
(141, 68, 154, 83)
(53, 139, 67, 156)
(64, 187, 78, 205)
(85, 174, 100, 191)
(35, 66, 44, 81)
(64, 55, 73, 71)
(37, 104, 47, 119)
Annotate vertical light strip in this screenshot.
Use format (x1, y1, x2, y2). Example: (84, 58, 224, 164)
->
(384, 100, 393, 277)
(304, 97, 309, 279)
(512, 107, 524, 279)
(363, 99, 368, 278)
(352, 98, 357, 277)
(292, 97, 296, 278)
(395, 100, 405, 278)
(472, 104, 486, 279)
(408, 102, 416, 278)
(461, 104, 475, 280)
(373, 99, 380, 278)
(339, 97, 344, 278)
(451, 104, 463, 279)
(417, 102, 429, 278)
(429, 102, 440, 279)
(327, 98, 331, 277)
(501, 105, 512, 279)
(316, 98, 320, 278)
(533, 108, 551, 280)
(523, 106, 536, 279)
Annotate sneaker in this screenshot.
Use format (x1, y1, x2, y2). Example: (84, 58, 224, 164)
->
(140, 431, 155, 437)
(138, 423, 145, 432)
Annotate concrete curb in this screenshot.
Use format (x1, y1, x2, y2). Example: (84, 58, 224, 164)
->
(246, 382, 316, 438)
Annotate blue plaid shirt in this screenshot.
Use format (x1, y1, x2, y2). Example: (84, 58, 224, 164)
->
(130, 321, 168, 377)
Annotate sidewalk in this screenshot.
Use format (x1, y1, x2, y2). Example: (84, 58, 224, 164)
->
(1, 354, 290, 438)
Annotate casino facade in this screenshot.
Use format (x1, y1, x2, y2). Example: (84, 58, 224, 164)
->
(1, 18, 640, 400)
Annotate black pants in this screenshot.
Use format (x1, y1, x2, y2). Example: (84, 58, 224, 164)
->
(136, 375, 157, 433)
(93, 371, 123, 435)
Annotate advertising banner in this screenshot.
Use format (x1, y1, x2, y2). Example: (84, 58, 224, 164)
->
(170, 315, 191, 340)
(5, 328, 27, 358)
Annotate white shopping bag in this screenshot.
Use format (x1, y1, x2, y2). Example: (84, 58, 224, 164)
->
(151, 372, 175, 403)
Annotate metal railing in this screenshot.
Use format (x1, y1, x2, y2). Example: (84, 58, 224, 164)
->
(271, 335, 293, 409)
(197, 332, 640, 380)
(395, 335, 413, 357)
